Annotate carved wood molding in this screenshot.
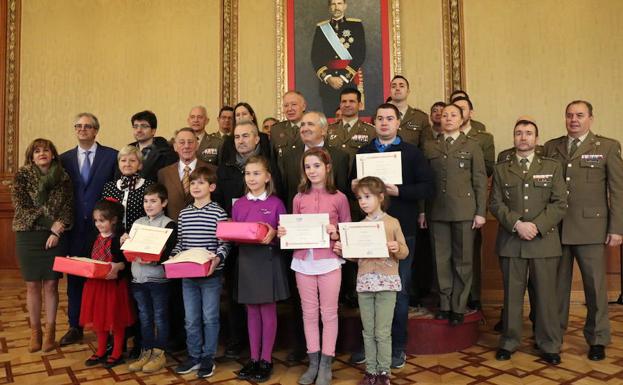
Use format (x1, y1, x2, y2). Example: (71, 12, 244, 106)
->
(1, 0, 20, 182)
(221, 0, 238, 107)
(442, 0, 465, 99)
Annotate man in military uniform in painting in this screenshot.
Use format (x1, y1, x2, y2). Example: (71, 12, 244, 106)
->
(312, 0, 366, 115)
(490, 118, 567, 365)
(389, 75, 431, 147)
(327, 88, 374, 171)
(544, 100, 623, 361)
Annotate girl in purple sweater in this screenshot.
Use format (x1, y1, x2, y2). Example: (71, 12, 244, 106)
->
(232, 156, 289, 383)
(277, 147, 351, 385)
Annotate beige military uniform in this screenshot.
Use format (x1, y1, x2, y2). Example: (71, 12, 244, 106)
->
(327, 119, 375, 170)
(544, 131, 623, 346)
(197, 131, 226, 166)
(489, 154, 567, 353)
(398, 106, 431, 147)
(423, 133, 488, 314)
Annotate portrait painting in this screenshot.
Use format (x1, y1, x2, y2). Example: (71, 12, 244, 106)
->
(279, 0, 401, 120)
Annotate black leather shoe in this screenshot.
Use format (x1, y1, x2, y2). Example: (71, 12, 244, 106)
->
(60, 327, 83, 346)
(588, 345, 605, 361)
(468, 300, 482, 311)
(237, 360, 258, 380)
(495, 349, 512, 361)
(286, 349, 307, 362)
(434, 310, 450, 320)
(541, 353, 561, 365)
(252, 360, 273, 383)
(449, 312, 464, 326)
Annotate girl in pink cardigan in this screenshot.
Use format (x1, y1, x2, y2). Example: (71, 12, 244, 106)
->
(277, 148, 350, 385)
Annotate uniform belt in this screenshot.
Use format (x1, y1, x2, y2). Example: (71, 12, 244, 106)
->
(327, 59, 351, 70)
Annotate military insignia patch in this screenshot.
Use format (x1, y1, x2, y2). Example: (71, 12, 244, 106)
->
(343, 30, 351, 37)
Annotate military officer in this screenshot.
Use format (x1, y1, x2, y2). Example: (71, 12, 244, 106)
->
(271, 91, 306, 168)
(190, 105, 233, 166)
(544, 100, 623, 361)
(450, 90, 487, 133)
(490, 118, 567, 365)
(420, 101, 445, 146)
(388, 75, 431, 147)
(452, 96, 495, 310)
(312, 0, 366, 115)
(421, 103, 487, 325)
(327, 88, 374, 170)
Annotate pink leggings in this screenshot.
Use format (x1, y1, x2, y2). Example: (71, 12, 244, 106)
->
(247, 303, 277, 362)
(295, 269, 341, 356)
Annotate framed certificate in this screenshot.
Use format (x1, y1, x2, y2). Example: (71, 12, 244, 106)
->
(356, 152, 403, 185)
(338, 221, 389, 259)
(279, 213, 330, 249)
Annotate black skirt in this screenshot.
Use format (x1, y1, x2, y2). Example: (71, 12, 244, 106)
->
(15, 231, 66, 281)
(236, 244, 290, 304)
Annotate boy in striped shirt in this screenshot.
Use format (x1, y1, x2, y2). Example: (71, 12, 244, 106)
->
(171, 167, 231, 378)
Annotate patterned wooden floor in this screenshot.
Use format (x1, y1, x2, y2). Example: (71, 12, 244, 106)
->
(2, 271, 623, 384)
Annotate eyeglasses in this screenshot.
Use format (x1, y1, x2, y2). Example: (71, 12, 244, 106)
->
(74, 124, 95, 130)
(132, 123, 151, 129)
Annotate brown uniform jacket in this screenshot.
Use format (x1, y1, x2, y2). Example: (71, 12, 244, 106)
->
(270, 120, 302, 162)
(327, 119, 375, 169)
(543, 131, 623, 244)
(197, 131, 226, 166)
(157, 160, 216, 222)
(464, 123, 495, 177)
(422, 134, 488, 221)
(489, 155, 567, 258)
(399, 106, 431, 147)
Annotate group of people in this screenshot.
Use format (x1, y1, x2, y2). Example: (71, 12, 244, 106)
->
(11, 73, 622, 385)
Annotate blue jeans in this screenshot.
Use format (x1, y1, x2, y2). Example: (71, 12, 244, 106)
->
(182, 274, 222, 359)
(391, 235, 415, 356)
(132, 282, 170, 350)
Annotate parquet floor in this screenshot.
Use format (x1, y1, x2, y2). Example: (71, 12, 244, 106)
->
(2, 271, 623, 384)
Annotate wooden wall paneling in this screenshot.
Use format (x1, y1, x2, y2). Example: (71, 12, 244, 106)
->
(1, 0, 20, 268)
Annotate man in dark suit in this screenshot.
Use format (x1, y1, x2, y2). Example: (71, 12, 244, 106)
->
(312, 0, 366, 115)
(59, 112, 118, 346)
(544, 100, 623, 361)
(351, 103, 435, 368)
(281, 111, 350, 211)
(490, 118, 567, 365)
(128, 110, 177, 182)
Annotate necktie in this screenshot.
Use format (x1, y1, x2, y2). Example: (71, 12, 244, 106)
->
(182, 166, 191, 195)
(445, 136, 454, 150)
(519, 158, 529, 173)
(569, 138, 580, 157)
(343, 122, 351, 132)
(80, 150, 92, 183)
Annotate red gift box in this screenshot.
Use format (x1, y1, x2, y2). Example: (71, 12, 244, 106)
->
(123, 250, 162, 263)
(216, 222, 269, 244)
(53, 256, 111, 279)
(163, 260, 213, 279)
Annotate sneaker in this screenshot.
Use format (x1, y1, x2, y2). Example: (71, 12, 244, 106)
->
(357, 372, 377, 385)
(349, 350, 366, 365)
(142, 348, 166, 373)
(377, 371, 391, 385)
(174, 357, 201, 374)
(197, 357, 216, 378)
(252, 360, 273, 383)
(390, 351, 406, 369)
(128, 349, 152, 372)
(237, 360, 258, 380)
